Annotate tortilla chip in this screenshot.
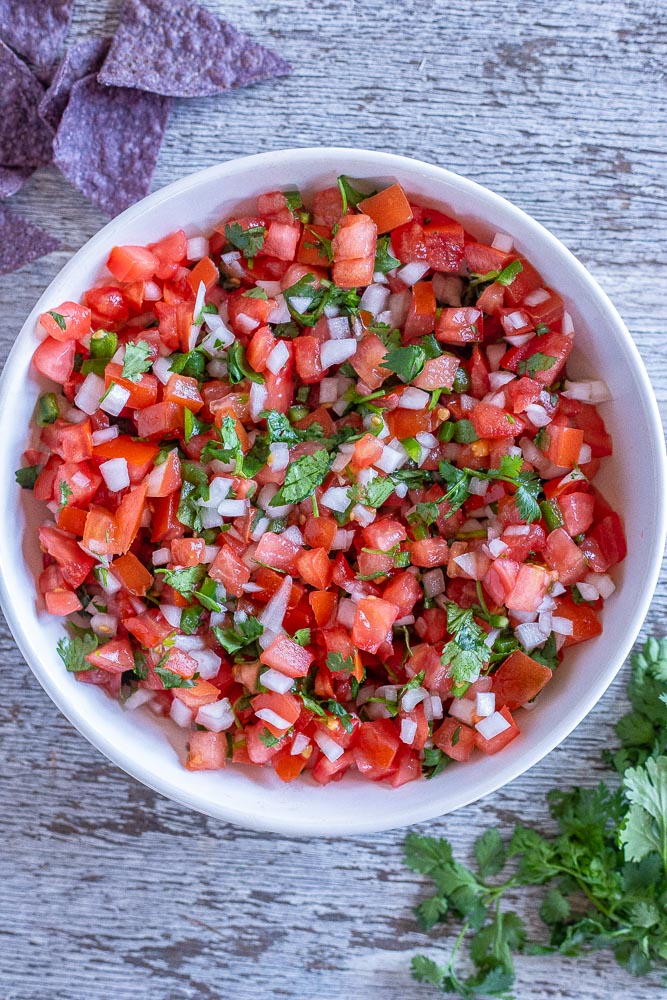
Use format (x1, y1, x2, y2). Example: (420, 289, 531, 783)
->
(0, 40, 53, 168)
(97, 0, 291, 98)
(53, 73, 172, 217)
(0, 0, 74, 76)
(0, 205, 60, 274)
(0, 167, 33, 199)
(39, 37, 110, 131)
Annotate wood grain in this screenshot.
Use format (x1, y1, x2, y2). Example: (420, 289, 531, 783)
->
(1, 1, 665, 997)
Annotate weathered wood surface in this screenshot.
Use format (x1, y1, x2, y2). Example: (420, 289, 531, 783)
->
(1, 1, 666, 997)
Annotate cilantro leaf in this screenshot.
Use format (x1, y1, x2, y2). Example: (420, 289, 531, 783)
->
(57, 480, 73, 512)
(15, 465, 41, 489)
(57, 630, 99, 672)
(620, 756, 667, 865)
(304, 226, 333, 263)
(121, 340, 152, 383)
(213, 616, 263, 655)
(517, 353, 557, 377)
(259, 728, 281, 748)
(156, 565, 207, 597)
(154, 666, 196, 689)
(226, 341, 265, 385)
(337, 175, 367, 214)
(326, 651, 355, 674)
(474, 829, 507, 879)
(292, 628, 312, 647)
(382, 344, 426, 382)
(224, 222, 266, 259)
(284, 190, 302, 212)
(242, 287, 268, 300)
(441, 603, 490, 687)
(270, 449, 332, 506)
(352, 476, 396, 509)
(374, 235, 400, 274)
(47, 310, 67, 331)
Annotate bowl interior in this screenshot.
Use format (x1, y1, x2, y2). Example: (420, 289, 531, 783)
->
(0, 147, 664, 836)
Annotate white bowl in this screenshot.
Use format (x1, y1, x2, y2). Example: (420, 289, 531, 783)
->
(0, 148, 664, 836)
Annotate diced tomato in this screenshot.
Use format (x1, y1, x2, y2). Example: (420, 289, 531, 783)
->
(171, 537, 206, 567)
(474, 705, 520, 754)
(433, 718, 476, 762)
(296, 547, 332, 590)
(546, 425, 584, 468)
(404, 281, 436, 338)
(589, 513, 627, 569)
(111, 553, 153, 596)
(104, 363, 158, 410)
(436, 307, 483, 345)
(410, 537, 449, 568)
(491, 650, 552, 709)
(39, 301, 91, 342)
(353, 719, 400, 779)
(503, 258, 543, 305)
(382, 571, 421, 617)
(470, 403, 525, 439)
(186, 731, 227, 770)
(260, 634, 314, 678)
(107, 245, 158, 283)
(247, 325, 276, 373)
(45, 588, 82, 616)
(294, 335, 326, 384)
(209, 543, 251, 596)
(33, 337, 75, 382)
(558, 492, 595, 537)
(332, 256, 375, 288)
(135, 401, 184, 440)
(505, 564, 551, 612)
(349, 334, 390, 389)
(85, 638, 134, 674)
(358, 183, 413, 233)
(123, 610, 174, 647)
(186, 255, 218, 294)
(352, 597, 400, 654)
(312, 186, 345, 226)
(553, 593, 603, 646)
(544, 528, 587, 585)
(423, 217, 465, 271)
(149, 229, 188, 280)
(413, 353, 459, 390)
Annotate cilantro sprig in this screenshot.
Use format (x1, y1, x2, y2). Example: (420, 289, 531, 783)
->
(405, 637, 667, 995)
(224, 222, 266, 259)
(270, 449, 332, 507)
(121, 340, 152, 383)
(438, 454, 542, 524)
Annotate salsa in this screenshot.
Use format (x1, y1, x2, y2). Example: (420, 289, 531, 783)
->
(18, 176, 627, 785)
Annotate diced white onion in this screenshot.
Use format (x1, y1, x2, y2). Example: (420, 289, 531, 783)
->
(327, 316, 350, 340)
(90, 612, 118, 638)
(95, 568, 121, 595)
(267, 294, 291, 324)
(331, 529, 355, 551)
(576, 581, 598, 601)
(186, 236, 209, 261)
(515, 621, 549, 651)
(124, 688, 154, 711)
(504, 332, 534, 348)
(249, 381, 268, 421)
(196, 698, 235, 733)
(256, 280, 282, 297)
(491, 232, 513, 252)
(401, 686, 428, 712)
(143, 280, 162, 301)
(577, 443, 592, 465)
(551, 616, 574, 636)
(235, 312, 259, 335)
(526, 403, 552, 427)
(313, 730, 345, 763)
(173, 634, 205, 652)
(266, 340, 289, 375)
(74, 373, 105, 415)
(190, 648, 222, 680)
(256, 707, 291, 731)
(269, 442, 289, 472)
(200, 506, 224, 529)
(505, 524, 530, 536)
(218, 499, 247, 518)
(100, 457, 130, 492)
(100, 383, 130, 417)
(398, 387, 429, 409)
(489, 371, 515, 390)
(321, 486, 351, 512)
(374, 442, 407, 474)
(586, 572, 615, 599)
(250, 516, 270, 541)
(397, 261, 430, 285)
(318, 377, 339, 403)
(562, 379, 611, 403)
(422, 568, 445, 598)
(430, 695, 444, 720)
(432, 273, 463, 306)
(170, 699, 194, 728)
(486, 343, 506, 371)
(351, 503, 377, 527)
(289, 296, 313, 313)
(468, 477, 489, 497)
(262, 668, 295, 694)
(359, 283, 390, 317)
(259, 574, 292, 634)
(400, 717, 418, 745)
(91, 425, 119, 445)
(388, 290, 411, 326)
(220, 251, 245, 278)
(152, 356, 174, 384)
(476, 692, 495, 717)
(475, 711, 511, 740)
(449, 698, 476, 725)
(523, 287, 550, 307)
(320, 338, 357, 368)
(562, 311, 575, 336)
(416, 431, 439, 449)
(291, 733, 311, 756)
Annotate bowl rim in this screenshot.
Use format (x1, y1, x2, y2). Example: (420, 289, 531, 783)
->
(1, 145, 665, 836)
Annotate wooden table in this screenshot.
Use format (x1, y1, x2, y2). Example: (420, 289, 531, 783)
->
(1, 1, 665, 997)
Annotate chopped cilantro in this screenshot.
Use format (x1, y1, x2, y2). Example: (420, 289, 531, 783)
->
(121, 340, 152, 383)
(270, 449, 332, 506)
(224, 222, 266, 259)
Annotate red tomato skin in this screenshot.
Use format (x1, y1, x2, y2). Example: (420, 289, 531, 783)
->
(491, 650, 553, 710)
(33, 337, 75, 382)
(433, 718, 476, 761)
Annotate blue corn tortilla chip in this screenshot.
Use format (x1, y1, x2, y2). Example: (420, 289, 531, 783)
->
(0, 0, 74, 76)
(0, 205, 60, 275)
(0, 167, 33, 199)
(39, 37, 110, 131)
(97, 0, 291, 98)
(0, 40, 53, 168)
(53, 73, 172, 217)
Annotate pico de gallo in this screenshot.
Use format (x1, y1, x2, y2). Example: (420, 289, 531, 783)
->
(17, 176, 627, 786)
